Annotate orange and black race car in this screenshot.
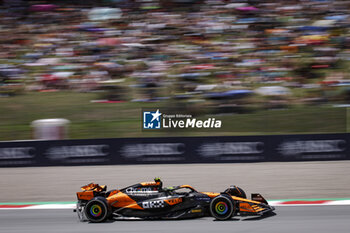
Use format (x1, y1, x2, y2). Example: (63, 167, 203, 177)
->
(75, 178, 275, 222)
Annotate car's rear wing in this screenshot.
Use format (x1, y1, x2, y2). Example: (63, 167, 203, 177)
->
(77, 183, 107, 201)
(80, 183, 107, 192)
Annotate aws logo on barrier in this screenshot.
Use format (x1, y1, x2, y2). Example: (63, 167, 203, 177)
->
(143, 109, 162, 129)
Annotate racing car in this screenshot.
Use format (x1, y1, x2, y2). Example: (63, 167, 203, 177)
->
(75, 178, 275, 222)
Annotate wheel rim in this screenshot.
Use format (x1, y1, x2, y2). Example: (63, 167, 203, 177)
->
(215, 201, 229, 215)
(90, 204, 102, 217)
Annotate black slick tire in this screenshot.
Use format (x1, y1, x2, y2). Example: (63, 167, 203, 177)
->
(209, 195, 235, 220)
(84, 197, 109, 223)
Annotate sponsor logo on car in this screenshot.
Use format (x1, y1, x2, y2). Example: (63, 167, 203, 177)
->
(165, 197, 182, 205)
(142, 200, 164, 208)
(191, 209, 202, 213)
(126, 187, 157, 193)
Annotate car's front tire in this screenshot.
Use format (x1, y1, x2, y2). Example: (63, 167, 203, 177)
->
(209, 195, 236, 220)
(84, 197, 109, 223)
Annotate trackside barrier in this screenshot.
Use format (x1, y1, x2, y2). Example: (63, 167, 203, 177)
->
(0, 133, 349, 167)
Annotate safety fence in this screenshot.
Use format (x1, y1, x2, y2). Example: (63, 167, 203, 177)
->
(0, 133, 348, 167)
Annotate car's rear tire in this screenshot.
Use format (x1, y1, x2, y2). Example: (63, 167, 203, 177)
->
(209, 195, 235, 220)
(84, 197, 109, 223)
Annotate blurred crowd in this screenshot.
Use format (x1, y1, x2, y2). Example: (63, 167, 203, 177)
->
(1, 0, 350, 109)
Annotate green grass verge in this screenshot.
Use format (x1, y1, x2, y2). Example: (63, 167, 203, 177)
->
(0, 92, 347, 141)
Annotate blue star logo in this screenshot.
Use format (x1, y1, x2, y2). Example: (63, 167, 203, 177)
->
(143, 110, 162, 129)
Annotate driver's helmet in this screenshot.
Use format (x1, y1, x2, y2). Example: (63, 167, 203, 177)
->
(154, 177, 163, 190)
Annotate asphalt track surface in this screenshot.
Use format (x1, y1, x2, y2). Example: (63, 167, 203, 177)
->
(1, 206, 350, 233)
(1, 161, 350, 202)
